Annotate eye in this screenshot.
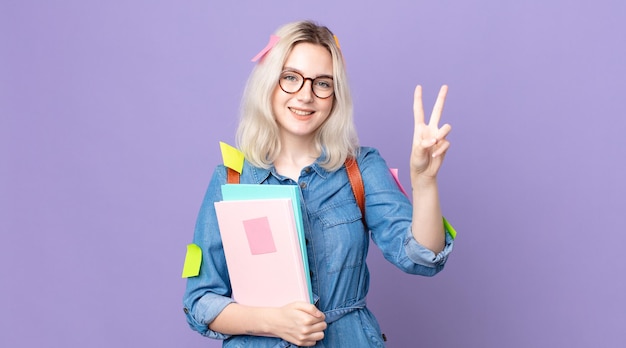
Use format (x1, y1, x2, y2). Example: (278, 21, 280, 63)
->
(315, 78, 333, 89)
(281, 72, 301, 83)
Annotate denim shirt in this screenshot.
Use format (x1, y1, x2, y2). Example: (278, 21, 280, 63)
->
(183, 147, 454, 347)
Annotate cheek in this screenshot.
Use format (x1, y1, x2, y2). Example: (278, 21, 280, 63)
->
(271, 89, 285, 113)
(323, 98, 335, 116)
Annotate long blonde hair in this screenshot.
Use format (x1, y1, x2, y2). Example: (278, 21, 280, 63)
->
(236, 20, 359, 172)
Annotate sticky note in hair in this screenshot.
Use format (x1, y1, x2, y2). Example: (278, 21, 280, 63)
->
(251, 35, 280, 62)
(220, 141, 244, 173)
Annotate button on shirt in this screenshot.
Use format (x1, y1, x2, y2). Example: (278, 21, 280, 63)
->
(183, 147, 454, 347)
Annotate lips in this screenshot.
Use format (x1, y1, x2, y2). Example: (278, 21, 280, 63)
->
(288, 107, 314, 117)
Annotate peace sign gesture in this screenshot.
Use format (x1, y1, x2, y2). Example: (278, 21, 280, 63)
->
(410, 85, 452, 181)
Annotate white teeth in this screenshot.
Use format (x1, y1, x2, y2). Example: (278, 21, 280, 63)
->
(289, 108, 313, 116)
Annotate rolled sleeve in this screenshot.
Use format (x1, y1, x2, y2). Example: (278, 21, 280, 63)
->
(402, 226, 454, 276)
(184, 292, 234, 339)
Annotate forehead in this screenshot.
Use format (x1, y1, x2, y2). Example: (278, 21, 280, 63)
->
(283, 42, 333, 76)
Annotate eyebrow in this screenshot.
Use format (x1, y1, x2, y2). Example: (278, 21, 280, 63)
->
(282, 67, 333, 79)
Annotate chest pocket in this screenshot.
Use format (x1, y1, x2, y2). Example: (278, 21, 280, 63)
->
(313, 199, 367, 274)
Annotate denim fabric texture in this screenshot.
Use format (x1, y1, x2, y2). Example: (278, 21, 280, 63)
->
(183, 147, 454, 347)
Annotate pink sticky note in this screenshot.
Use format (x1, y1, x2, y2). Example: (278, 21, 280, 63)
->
(251, 35, 280, 62)
(389, 168, 409, 197)
(243, 217, 277, 255)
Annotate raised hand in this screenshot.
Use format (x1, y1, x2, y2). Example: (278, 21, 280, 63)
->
(411, 85, 452, 181)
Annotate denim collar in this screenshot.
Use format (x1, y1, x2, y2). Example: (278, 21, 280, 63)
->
(240, 161, 271, 184)
(309, 161, 330, 179)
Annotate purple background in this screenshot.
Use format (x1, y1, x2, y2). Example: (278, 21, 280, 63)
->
(2, 1, 625, 347)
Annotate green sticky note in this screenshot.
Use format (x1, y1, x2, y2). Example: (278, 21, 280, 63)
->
(181, 243, 202, 278)
(443, 216, 457, 239)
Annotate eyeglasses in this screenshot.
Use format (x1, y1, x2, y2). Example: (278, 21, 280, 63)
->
(278, 70, 334, 99)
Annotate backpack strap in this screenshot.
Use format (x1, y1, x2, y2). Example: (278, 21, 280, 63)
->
(226, 167, 240, 184)
(345, 157, 365, 218)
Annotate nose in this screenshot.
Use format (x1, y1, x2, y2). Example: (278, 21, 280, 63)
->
(296, 79, 314, 102)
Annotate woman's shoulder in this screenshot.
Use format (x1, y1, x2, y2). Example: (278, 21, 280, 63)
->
(354, 146, 394, 176)
(356, 146, 384, 163)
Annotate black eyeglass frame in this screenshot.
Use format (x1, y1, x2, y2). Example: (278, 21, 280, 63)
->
(278, 70, 335, 99)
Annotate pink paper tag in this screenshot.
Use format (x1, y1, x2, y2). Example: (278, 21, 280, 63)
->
(389, 168, 409, 197)
(243, 216, 277, 255)
(251, 35, 280, 62)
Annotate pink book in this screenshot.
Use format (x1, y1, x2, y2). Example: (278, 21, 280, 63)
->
(214, 198, 310, 307)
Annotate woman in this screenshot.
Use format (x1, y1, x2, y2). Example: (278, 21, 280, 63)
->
(183, 20, 454, 347)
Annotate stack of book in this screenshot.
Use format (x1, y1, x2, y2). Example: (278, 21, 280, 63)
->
(214, 184, 313, 307)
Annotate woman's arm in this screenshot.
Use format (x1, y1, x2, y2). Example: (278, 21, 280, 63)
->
(409, 85, 452, 253)
(183, 166, 326, 346)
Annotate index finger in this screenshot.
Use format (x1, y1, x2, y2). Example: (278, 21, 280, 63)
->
(429, 85, 448, 127)
(413, 85, 425, 125)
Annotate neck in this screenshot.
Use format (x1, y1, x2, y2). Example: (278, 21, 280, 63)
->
(274, 134, 320, 180)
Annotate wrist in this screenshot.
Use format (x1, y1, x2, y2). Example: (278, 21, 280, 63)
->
(411, 175, 438, 191)
(256, 307, 278, 337)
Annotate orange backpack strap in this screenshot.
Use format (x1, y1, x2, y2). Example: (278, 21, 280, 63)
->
(226, 167, 240, 184)
(345, 157, 365, 218)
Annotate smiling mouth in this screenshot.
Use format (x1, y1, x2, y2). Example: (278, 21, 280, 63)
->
(289, 107, 314, 117)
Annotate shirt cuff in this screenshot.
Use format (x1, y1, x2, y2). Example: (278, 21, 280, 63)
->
(184, 292, 235, 339)
(403, 226, 454, 273)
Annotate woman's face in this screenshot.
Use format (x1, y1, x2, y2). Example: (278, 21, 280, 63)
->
(272, 42, 334, 142)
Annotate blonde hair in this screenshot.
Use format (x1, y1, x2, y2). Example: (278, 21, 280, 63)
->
(236, 20, 359, 172)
